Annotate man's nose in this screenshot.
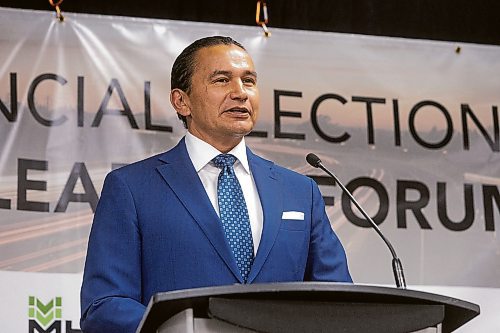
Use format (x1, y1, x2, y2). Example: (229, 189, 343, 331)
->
(229, 79, 248, 101)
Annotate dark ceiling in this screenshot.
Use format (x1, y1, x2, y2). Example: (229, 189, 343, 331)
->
(1, 0, 499, 46)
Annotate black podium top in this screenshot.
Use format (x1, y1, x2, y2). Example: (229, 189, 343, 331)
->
(137, 282, 480, 333)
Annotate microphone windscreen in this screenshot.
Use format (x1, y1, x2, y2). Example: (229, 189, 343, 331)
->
(306, 153, 321, 168)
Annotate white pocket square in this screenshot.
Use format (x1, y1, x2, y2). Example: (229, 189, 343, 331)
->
(281, 211, 305, 220)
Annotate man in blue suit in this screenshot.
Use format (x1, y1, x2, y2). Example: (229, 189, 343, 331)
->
(80, 36, 352, 333)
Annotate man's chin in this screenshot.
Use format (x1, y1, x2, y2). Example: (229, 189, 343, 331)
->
(227, 122, 254, 136)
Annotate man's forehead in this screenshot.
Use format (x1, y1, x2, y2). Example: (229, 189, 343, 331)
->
(194, 44, 255, 71)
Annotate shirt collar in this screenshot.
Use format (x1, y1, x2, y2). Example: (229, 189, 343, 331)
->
(185, 132, 250, 174)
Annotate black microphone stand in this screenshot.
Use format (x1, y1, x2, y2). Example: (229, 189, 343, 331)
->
(306, 153, 406, 289)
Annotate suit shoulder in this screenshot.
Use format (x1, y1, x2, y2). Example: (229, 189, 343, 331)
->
(105, 151, 166, 182)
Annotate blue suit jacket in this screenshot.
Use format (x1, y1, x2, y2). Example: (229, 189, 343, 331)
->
(80, 138, 351, 332)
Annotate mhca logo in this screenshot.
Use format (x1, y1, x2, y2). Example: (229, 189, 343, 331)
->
(28, 296, 81, 333)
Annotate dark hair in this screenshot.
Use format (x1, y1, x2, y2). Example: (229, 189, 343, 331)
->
(171, 36, 246, 128)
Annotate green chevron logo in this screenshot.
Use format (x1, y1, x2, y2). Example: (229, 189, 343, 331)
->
(28, 296, 62, 328)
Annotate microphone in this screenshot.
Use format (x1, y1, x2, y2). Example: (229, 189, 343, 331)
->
(306, 153, 407, 289)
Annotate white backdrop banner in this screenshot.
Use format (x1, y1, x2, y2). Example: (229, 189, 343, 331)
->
(0, 7, 499, 332)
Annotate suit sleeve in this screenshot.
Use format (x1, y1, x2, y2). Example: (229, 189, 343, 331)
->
(80, 172, 145, 333)
(304, 178, 353, 282)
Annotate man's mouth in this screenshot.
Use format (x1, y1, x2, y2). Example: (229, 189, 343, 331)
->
(224, 107, 250, 115)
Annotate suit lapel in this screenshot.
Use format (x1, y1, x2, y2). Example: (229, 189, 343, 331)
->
(156, 139, 243, 282)
(246, 149, 283, 283)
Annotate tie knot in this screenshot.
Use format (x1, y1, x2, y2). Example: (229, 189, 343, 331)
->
(212, 154, 237, 169)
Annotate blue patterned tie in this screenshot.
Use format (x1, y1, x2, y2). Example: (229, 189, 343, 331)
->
(212, 154, 254, 282)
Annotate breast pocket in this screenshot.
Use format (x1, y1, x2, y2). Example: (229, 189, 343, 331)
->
(280, 219, 306, 231)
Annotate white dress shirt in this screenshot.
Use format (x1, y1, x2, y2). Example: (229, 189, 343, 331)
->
(184, 132, 263, 254)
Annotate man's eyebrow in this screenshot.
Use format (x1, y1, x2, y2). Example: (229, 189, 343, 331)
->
(208, 70, 232, 79)
(244, 70, 258, 79)
(208, 70, 258, 79)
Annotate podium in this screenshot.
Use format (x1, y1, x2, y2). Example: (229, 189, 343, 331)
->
(136, 282, 480, 333)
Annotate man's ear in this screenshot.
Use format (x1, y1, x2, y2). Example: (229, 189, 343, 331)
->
(170, 89, 191, 117)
